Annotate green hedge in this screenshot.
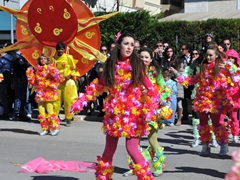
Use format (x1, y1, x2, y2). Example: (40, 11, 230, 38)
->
(96, 10, 240, 53)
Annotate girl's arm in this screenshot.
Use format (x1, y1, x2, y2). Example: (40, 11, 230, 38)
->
(70, 77, 108, 114)
(223, 61, 240, 83)
(67, 54, 80, 81)
(26, 67, 36, 86)
(142, 73, 161, 121)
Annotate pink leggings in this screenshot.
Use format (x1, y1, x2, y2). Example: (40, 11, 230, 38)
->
(220, 111, 239, 136)
(102, 135, 145, 164)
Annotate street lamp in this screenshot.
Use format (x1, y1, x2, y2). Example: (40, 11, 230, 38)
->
(3, 0, 9, 6)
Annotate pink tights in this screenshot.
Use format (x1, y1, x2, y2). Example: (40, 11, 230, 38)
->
(102, 135, 145, 164)
(219, 111, 239, 136)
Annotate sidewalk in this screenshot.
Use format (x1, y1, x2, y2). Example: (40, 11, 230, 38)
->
(0, 112, 237, 180)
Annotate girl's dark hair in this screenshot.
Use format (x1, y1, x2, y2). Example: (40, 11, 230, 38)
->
(163, 46, 177, 61)
(139, 47, 161, 75)
(37, 54, 51, 66)
(172, 57, 182, 72)
(56, 42, 65, 50)
(102, 32, 145, 87)
(162, 69, 171, 77)
(200, 43, 225, 78)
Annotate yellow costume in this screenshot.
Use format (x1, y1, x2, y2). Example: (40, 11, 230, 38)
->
(52, 53, 80, 121)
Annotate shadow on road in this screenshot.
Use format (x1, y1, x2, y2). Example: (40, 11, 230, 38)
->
(83, 116, 103, 122)
(31, 176, 79, 180)
(114, 166, 130, 174)
(164, 166, 226, 179)
(0, 128, 39, 135)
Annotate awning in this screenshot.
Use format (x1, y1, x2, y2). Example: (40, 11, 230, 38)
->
(159, 10, 240, 22)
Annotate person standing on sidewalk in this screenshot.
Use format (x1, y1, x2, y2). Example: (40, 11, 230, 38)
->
(52, 42, 80, 127)
(26, 54, 62, 136)
(71, 32, 160, 180)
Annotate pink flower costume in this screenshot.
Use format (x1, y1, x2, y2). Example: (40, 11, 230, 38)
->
(177, 60, 235, 155)
(26, 64, 61, 134)
(221, 49, 240, 141)
(71, 57, 160, 180)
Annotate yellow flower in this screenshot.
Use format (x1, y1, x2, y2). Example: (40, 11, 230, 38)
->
(114, 107, 121, 114)
(118, 69, 124, 75)
(124, 73, 131, 79)
(131, 107, 137, 115)
(115, 84, 121, 91)
(133, 164, 141, 170)
(153, 162, 160, 168)
(86, 94, 94, 101)
(121, 131, 128, 137)
(113, 122, 121, 128)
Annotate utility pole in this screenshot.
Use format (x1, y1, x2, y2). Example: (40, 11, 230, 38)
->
(116, 0, 119, 11)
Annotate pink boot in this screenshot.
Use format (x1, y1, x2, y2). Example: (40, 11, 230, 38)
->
(133, 161, 154, 180)
(95, 156, 114, 180)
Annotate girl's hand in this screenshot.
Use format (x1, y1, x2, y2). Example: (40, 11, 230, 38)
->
(219, 63, 225, 69)
(169, 67, 175, 71)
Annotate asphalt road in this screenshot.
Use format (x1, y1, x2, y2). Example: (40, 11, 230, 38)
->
(0, 112, 239, 180)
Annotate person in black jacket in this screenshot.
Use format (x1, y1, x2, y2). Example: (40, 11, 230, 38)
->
(0, 44, 16, 118)
(180, 44, 193, 121)
(10, 49, 31, 121)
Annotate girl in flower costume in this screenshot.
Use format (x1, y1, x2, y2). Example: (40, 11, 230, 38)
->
(219, 49, 240, 143)
(123, 48, 172, 177)
(177, 43, 235, 156)
(71, 32, 161, 180)
(26, 54, 62, 136)
(177, 48, 219, 148)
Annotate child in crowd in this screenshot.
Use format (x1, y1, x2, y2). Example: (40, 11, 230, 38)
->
(26, 54, 61, 136)
(162, 69, 177, 127)
(169, 57, 185, 126)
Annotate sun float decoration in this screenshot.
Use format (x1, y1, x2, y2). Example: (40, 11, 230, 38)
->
(0, 0, 119, 75)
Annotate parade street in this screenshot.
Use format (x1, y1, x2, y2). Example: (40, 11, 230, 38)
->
(0, 112, 238, 180)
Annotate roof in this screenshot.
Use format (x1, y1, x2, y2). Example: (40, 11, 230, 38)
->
(159, 10, 240, 22)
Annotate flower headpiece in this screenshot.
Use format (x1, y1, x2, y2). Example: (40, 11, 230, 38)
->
(114, 32, 121, 42)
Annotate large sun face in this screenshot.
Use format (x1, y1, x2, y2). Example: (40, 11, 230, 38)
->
(27, 0, 78, 47)
(0, 0, 119, 76)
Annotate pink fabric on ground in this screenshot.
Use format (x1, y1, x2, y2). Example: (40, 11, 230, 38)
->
(20, 157, 96, 174)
